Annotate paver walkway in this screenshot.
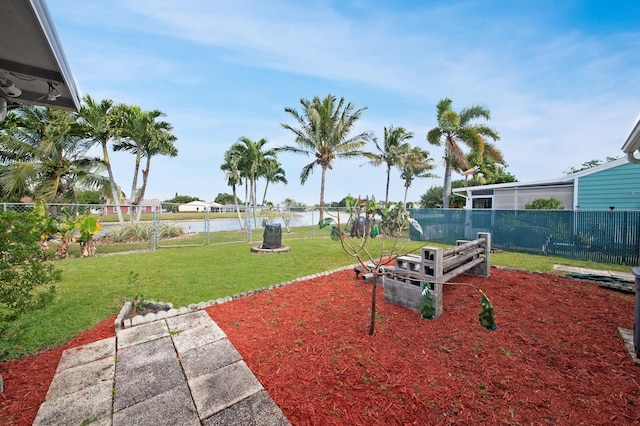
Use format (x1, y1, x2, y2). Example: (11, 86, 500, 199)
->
(33, 310, 290, 425)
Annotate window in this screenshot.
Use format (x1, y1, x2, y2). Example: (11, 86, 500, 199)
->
(472, 197, 492, 209)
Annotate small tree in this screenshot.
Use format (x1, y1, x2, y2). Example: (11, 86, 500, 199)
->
(320, 198, 496, 335)
(0, 210, 59, 328)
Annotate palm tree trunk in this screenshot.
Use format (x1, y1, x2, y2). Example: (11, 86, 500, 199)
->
(244, 177, 250, 231)
(134, 156, 151, 222)
(443, 162, 452, 208)
(232, 185, 244, 229)
(251, 176, 258, 227)
(102, 143, 124, 225)
(319, 166, 327, 221)
(129, 152, 141, 224)
(403, 183, 409, 208)
(385, 164, 391, 207)
(261, 181, 270, 206)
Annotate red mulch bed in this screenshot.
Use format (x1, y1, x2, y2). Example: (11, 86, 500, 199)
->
(1, 267, 638, 425)
(0, 316, 116, 425)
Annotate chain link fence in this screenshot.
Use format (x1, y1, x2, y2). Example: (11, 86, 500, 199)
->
(9, 202, 636, 265)
(1, 202, 345, 256)
(409, 208, 640, 266)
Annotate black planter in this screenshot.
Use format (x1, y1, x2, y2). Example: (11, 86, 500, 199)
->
(262, 224, 282, 249)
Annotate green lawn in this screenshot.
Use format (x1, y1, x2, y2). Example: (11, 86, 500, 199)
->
(0, 234, 631, 361)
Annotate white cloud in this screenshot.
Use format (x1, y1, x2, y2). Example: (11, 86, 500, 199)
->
(46, 0, 640, 205)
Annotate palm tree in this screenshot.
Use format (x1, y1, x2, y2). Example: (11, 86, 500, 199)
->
(280, 94, 373, 220)
(229, 137, 276, 227)
(399, 146, 437, 207)
(260, 158, 288, 206)
(78, 95, 125, 225)
(0, 106, 106, 204)
(365, 125, 414, 206)
(426, 98, 499, 208)
(221, 148, 244, 229)
(112, 105, 178, 222)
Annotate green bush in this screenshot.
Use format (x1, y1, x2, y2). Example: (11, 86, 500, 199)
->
(525, 197, 564, 210)
(0, 211, 60, 328)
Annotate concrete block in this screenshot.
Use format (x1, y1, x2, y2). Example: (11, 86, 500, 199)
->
(131, 314, 145, 326)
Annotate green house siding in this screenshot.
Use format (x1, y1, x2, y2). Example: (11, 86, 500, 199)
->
(577, 162, 640, 210)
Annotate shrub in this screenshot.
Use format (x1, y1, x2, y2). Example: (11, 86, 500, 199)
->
(0, 211, 60, 328)
(525, 197, 564, 210)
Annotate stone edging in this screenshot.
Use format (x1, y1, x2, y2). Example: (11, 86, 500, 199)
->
(114, 264, 359, 331)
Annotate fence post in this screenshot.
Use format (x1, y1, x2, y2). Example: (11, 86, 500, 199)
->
(151, 206, 158, 251)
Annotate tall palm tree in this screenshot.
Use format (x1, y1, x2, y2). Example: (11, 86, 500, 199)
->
(365, 125, 414, 206)
(0, 106, 106, 204)
(220, 148, 244, 228)
(112, 105, 178, 221)
(78, 95, 125, 225)
(280, 94, 373, 220)
(260, 157, 288, 206)
(399, 146, 437, 207)
(426, 98, 499, 208)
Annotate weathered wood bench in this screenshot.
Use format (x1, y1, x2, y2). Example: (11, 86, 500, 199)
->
(383, 232, 491, 318)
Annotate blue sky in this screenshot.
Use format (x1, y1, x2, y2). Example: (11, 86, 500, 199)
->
(47, 0, 640, 205)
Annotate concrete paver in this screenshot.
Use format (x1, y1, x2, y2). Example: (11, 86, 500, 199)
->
(189, 361, 264, 419)
(114, 336, 185, 411)
(202, 390, 291, 426)
(33, 311, 290, 425)
(112, 384, 200, 426)
(34, 380, 113, 426)
(553, 264, 634, 280)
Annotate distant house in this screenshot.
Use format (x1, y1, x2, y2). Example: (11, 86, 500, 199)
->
(451, 157, 640, 210)
(105, 199, 162, 214)
(178, 201, 223, 213)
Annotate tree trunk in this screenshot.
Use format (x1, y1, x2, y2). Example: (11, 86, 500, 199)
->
(319, 166, 327, 221)
(244, 177, 250, 231)
(232, 185, 244, 229)
(385, 164, 391, 207)
(262, 181, 270, 206)
(368, 273, 378, 335)
(134, 156, 151, 222)
(129, 151, 141, 224)
(403, 184, 409, 208)
(443, 162, 452, 209)
(102, 142, 124, 225)
(250, 177, 258, 228)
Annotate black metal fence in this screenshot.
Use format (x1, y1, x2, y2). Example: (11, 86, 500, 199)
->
(409, 209, 640, 266)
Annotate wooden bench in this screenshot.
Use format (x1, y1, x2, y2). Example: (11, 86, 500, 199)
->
(383, 232, 491, 318)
